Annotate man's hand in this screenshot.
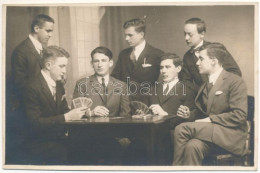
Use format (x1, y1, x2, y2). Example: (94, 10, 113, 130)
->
(177, 105, 190, 119)
(195, 117, 211, 122)
(149, 104, 168, 116)
(65, 107, 87, 121)
(93, 106, 109, 117)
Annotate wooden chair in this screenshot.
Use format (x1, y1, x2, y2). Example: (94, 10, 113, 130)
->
(203, 96, 254, 166)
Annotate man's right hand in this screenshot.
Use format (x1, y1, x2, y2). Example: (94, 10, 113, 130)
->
(65, 107, 87, 121)
(176, 105, 190, 119)
(92, 106, 109, 117)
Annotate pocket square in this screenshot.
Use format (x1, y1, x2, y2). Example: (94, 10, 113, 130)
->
(61, 94, 66, 101)
(215, 91, 223, 95)
(142, 64, 152, 68)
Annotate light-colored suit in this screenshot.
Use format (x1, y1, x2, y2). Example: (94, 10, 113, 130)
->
(72, 75, 130, 117)
(173, 70, 248, 165)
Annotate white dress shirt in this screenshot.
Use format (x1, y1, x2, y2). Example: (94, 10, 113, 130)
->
(96, 74, 109, 87)
(194, 40, 204, 58)
(133, 40, 146, 61)
(208, 67, 223, 85)
(29, 34, 43, 54)
(41, 70, 56, 96)
(163, 77, 179, 95)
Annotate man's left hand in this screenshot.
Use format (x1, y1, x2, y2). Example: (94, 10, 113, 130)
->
(149, 104, 168, 116)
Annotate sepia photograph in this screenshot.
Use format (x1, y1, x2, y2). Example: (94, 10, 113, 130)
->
(2, 1, 258, 171)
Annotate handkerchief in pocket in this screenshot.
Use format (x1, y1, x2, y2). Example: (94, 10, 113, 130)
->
(215, 91, 223, 95)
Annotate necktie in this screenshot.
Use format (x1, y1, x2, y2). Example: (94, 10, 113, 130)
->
(130, 48, 137, 63)
(190, 47, 199, 62)
(52, 86, 56, 102)
(207, 82, 213, 93)
(101, 77, 107, 106)
(39, 49, 43, 58)
(163, 84, 169, 95)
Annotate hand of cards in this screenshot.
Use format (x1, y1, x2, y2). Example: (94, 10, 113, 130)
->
(72, 97, 93, 109)
(130, 101, 153, 119)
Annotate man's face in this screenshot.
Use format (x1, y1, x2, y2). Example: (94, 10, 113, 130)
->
(184, 23, 204, 48)
(34, 21, 54, 44)
(92, 53, 113, 76)
(160, 59, 181, 83)
(48, 57, 68, 81)
(124, 26, 144, 47)
(196, 49, 213, 75)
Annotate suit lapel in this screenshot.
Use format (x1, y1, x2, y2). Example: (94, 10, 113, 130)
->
(56, 82, 63, 113)
(25, 38, 43, 68)
(206, 70, 226, 114)
(89, 75, 106, 105)
(127, 48, 135, 72)
(135, 44, 148, 66)
(107, 77, 116, 102)
(39, 74, 56, 112)
(195, 82, 207, 114)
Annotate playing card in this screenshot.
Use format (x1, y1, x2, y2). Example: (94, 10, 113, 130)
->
(85, 97, 93, 108)
(72, 98, 83, 108)
(130, 101, 150, 115)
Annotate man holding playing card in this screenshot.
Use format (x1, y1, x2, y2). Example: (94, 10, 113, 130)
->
(148, 53, 197, 127)
(73, 46, 130, 117)
(22, 46, 87, 164)
(71, 46, 131, 164)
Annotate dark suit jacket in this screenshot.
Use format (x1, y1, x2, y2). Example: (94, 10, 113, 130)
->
(23, 73, 69, 142)
(11, 37, 42, 93)
(179, 41, 242, 89)
(73, 75, 131, 117)
(193, 70, 248, 156)
(148, 81, 196, 128)
(111, 43, 164, 85)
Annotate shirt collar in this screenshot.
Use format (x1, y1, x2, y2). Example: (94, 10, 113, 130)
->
(134, 40, 146, 51)
(209, 67, 223, 85)
(96, 74, 110, 86)
(29, 34, 43, 53)
(163, 77, 179, 94)
(41, 70, 56, 88)
(164, 77, 179, 86)
(194, 40, 204, 50)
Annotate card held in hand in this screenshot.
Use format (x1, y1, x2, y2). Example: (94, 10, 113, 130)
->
(72, 97, 93, 108)
(130, 101, 150, 115)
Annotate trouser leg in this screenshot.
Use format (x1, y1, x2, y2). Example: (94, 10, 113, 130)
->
(182, 138, 211, 165)
(172, 122, 213, 165)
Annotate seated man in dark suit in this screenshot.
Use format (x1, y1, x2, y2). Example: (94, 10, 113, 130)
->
(148, 53, 196, 128)
(173, 43, 248, 165)
(22, 46, 87, 164)
(72, 46, 131, 164)
(73, 46, 130, 117)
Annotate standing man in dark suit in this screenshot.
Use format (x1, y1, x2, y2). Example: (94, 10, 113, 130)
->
(173, 43, 248, 165)
(179, 18, 241, 90)
(111, 18, 164, 104)
(6, 14, 55, 164)
(11, 14, 54, 94)
(22, 46, 87, 164)
(148, 53, 196, 127)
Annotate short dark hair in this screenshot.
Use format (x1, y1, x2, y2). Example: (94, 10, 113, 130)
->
(123, 18, 146, 34)
(42, 46, 70, 66)
(160, 53, 182, 67)
(91, 46, 113, 60)
(199, 42, 229, 65)
(31, 14, 55, 33)
(185, 18, 206, 34)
